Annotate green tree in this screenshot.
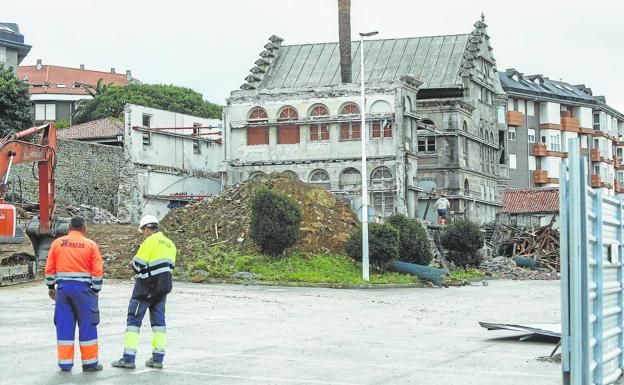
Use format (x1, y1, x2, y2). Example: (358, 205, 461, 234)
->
(386, 214, 433, 265)
(346, 223, 399, 266)
(440, 219, 485, 268)
(73, 83, 222, 124)
(249, 187, 303, 256)
(0, 67, 32, 137)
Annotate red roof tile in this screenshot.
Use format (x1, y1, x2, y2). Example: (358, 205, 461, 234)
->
(501, 188, 559, 214)
(58, 118, 123, 140)
(17, 65, 129, 95)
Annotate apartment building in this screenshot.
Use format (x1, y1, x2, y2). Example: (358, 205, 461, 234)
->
(500, 69, 624, 195)
(0, 22, 30, 74)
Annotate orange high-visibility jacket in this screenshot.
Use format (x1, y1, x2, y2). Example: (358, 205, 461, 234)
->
(45, 231, 104, 291)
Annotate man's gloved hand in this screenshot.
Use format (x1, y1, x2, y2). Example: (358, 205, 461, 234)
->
(48, 288, 56, 301)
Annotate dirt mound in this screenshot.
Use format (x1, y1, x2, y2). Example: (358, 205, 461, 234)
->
(88, 224, 141, 278)
(161, 173, 359, 262)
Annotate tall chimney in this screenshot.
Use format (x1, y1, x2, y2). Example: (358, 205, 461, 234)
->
(338, 0, 351, 83)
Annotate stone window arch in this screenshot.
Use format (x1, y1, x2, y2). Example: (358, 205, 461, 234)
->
(339, 168, 361, 190)
(339, 103, 361, 141)
(309, 169, 331, 190)
(277, 106, 299, 144)
(248, 107, 268, 121)
(464, 179, 470, 196)
(404, 96, 413, 112)
(277, 106, 298, 121)
(248, 171, 267, 180)
(463, 121, 468, 132)
(370, 167, 394, 188)
(369, 100, 392, 114)
(309, 104, 329, 142)
(282, 170, 299, 180)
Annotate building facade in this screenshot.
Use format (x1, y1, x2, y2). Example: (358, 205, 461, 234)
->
(224, 17, 509, 224)
(17, 61, 134, 124)
(0, 22, 30, 74)
(500, 69, 624, 196)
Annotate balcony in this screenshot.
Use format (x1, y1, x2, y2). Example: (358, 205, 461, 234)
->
(533, 170, 559, 185)
(590, 149, 613, 164)
(616, 181, 624, 194)
(615, 156, 624, 170)
(507, 111, 524, 126)
(591, 175, 602, 188)
(561, 117, 580, 132)
(532, 143, 567, 158)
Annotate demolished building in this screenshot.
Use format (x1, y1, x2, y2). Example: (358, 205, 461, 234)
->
(223, 16, 509, 224)
(9, 104, 224, 222)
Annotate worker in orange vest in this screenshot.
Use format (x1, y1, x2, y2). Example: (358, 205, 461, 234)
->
(45, 216, 104, 372)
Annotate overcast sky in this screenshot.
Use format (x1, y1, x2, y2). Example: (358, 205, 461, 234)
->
(6, 0, 624, 111)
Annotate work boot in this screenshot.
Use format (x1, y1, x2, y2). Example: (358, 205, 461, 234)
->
(83, 363, 103, 372)
(60, 367, 71, 372)
(111, 358, 136, 369)
(145, 357, 163, 369)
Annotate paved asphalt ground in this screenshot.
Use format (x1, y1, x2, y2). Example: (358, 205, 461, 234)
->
(0, 279, 561, 385)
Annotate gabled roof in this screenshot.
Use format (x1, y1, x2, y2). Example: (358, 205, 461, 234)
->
(499, 69, 596, 103)
(18, 65, 130, 95)
(239, 17, 496, 91)
(57, 118, 123, 141)
(501, 188, 559, 214)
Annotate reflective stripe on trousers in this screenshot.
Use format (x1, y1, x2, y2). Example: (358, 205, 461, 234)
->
(122, 296, 167, 363)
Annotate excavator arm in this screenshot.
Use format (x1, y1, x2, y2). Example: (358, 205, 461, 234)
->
(0, 123, 68, 265)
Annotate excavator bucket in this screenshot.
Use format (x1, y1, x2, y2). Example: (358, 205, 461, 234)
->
(25, 217, 70, 264)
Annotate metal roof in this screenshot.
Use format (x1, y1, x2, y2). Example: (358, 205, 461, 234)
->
(258, 34, 470, 89)
(499, 69, 596, 102)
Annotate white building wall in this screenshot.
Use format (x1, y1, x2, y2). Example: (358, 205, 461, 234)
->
(539, 102, 561, 125)
(579, 107, 593, 128)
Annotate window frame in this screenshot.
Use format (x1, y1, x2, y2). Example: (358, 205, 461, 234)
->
(142, 113, 152, 128)
(508, 127, 517, 141)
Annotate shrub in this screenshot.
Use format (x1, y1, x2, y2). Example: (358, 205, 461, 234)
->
(249, 187, 303, 256)
(386, 214, 433, 265)
(346, 223, 399, 266)
(440, 219, 484, 268)
(55, 119, 70, 129)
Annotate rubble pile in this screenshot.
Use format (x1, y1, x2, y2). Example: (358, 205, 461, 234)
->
(89, 224, 141, 278)
(160, 172, 359, 263)
(480, 256, 559, 280)
(499, 221, 560, 272)
(55, 202, 119, 224)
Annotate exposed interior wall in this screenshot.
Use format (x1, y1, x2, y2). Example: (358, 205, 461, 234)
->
(8, 139, 123, 213)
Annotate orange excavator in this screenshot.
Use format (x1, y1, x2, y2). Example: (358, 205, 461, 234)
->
(0, 122, 69, 285)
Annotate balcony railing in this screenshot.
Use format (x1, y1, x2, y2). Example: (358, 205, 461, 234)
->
(533, 170, 559, 185)
(561, 117, 580, 132)
(532, 143, 567, 158)
(507, 111, 524, 126)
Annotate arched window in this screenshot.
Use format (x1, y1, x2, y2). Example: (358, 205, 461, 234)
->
(463, 121, 468, 132)
(371, 167, 394, 188)
(248, 107, 268, 121)
(248, 171, 267, 180)
(422, 118, 435, 127)
(371, 167, 395, 217)
(339, 103, 361, 141)
(339, 168, 361, 190)
(309, 169, 331, 190)
(309, 104, 329, 142)
(404, 96, 412, 112)
(282, 170, 299, 180)
(464, 179, 470, 196)
(277, 106, 299, 144)
(247, 107, 269, 145)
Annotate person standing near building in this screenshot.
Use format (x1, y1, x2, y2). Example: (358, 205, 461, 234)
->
(45, 216, 104, 372)
(435, 194, 451, 225)
(111, 215, 176, 370)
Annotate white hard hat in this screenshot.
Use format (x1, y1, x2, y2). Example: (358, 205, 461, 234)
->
(139, 215, 159, 229)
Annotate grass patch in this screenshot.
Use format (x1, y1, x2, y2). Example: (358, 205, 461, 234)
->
(448, 268, 487, 280)
(183, 240, 418, 285)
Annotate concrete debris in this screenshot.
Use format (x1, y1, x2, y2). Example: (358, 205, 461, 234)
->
(55, 202, 119, 224)
(160, 172, 359, 260)
(480, 256, 559, 280)
(229, 271, 261, 280)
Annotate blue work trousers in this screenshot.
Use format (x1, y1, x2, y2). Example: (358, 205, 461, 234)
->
(122, 295, 167, 363)
(54, 281, 100, 370)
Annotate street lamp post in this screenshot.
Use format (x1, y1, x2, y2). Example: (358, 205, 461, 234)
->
(359, 31, 378, 282)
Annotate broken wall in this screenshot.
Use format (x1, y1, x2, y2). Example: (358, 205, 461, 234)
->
(8, 139, 123, 213)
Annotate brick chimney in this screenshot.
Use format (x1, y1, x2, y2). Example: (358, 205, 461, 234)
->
(337, 0, 351, 83)
(36, 59, 42, 70)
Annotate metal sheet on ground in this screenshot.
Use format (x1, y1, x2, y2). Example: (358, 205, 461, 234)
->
(479, 322, 561, 338)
